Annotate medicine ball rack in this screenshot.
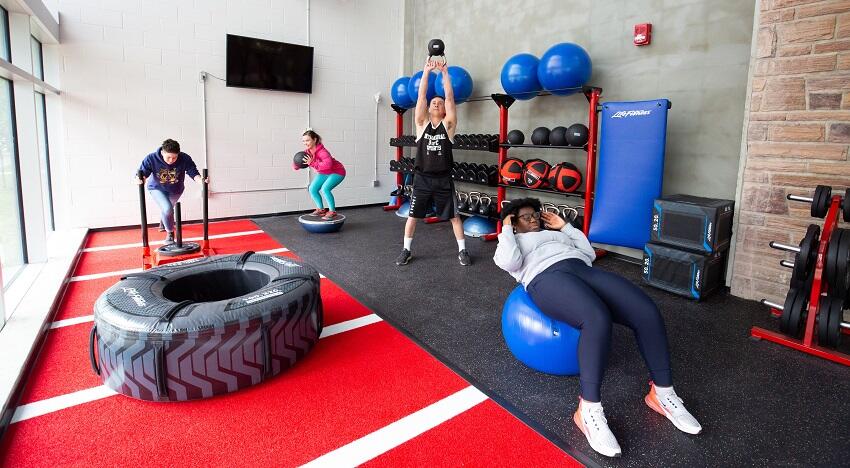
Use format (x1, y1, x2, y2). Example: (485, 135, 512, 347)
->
(385, 86, 603, 245)
(754, 185, 850, 367)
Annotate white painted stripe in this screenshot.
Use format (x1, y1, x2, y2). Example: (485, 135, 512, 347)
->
(69, 248, 292, 283)
(300, 386, 488, 468)
(70, 268, 143, 282)
(83, 230, 265, 252)
(319, 314, 383, 338)
(50, 315, 94, 329)
(257, 247, 290, 255)
(13, 313, 384, 423)
(10, 386, 118, 424)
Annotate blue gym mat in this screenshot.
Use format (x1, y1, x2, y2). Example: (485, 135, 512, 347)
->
(588, 99, 669, 249)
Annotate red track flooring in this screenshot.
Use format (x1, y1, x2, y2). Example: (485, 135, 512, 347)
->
(1, 220, 576, 467)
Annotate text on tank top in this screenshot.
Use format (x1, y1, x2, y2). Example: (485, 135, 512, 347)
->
(415, 121, 453, 175)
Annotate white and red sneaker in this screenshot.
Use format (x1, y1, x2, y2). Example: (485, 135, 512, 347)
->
(573, 399, 622, 458)
(645, 383, 703, 435)
(310, 208, 328, 216)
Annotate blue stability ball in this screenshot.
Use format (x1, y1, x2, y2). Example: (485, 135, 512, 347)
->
(408, 71, 438, 103)
(435, 66, 474, 103)
(500, 53, 542, 100)
(501, 285, 580, 376)
(537, 43, 592, 96)
(462, 216, 496, 238)
(396, 200, 411, 218)
(298, 214, 346, 233)
(391, 76, 415, 108)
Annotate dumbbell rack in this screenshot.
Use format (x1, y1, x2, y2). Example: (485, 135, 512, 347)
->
(383, 104, 409, 212)
(752, 193, 850, 367)
(386, 87, 604, 244)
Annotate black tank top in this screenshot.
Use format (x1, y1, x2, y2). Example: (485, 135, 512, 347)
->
(415, 121, 453, 176)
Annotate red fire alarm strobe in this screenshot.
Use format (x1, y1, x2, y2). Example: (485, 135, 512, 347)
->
(634, 23, 652, 46)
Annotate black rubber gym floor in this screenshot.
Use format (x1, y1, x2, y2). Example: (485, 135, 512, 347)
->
(255, 206, 850, 468)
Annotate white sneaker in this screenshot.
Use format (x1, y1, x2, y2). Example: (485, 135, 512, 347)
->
(645, 384, 703, 435)
(573, 399, 622, 458)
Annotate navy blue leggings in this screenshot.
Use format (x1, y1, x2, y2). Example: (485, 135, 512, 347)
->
(526, 259, 672, 402)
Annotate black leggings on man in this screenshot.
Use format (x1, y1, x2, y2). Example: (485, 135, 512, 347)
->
(526, 258, 672, 402)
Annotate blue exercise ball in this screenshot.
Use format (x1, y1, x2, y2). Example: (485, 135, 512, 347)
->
(537, 43, 592, 96)
(435, 66, 474, 103)
(391, 76, 415, 108)
(396, 200, 411, 218)
(462, 216, 496, 238)
(501, 285, 580, 375)
(500, 53, 541, 100)
(408, 71, 438, 103)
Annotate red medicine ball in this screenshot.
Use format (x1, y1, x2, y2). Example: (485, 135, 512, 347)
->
(523, 159, 551, 189)
(500, 158, 525, 185)
(547, 162, 582, 192)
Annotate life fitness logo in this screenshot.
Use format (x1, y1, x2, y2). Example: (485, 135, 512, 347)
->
(611, 110, 652, 119)
(122, 287, 147, 307)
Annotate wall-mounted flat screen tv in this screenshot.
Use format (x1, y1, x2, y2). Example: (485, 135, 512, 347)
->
(226, 34, 313, 93)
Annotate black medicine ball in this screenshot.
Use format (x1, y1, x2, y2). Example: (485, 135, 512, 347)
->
(293, 151, 309, 169)
(566, 123, 589, 147)
(507, 129, 525, 145)
(531, 127, 550, 145)
(549, 126, 568, 146)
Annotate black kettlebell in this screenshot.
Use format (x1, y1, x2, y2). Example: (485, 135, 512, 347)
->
(428, 39, 445, 58)
(468, 192, 481, 213)
(458, 192, 469, 212)
(479, 195, 491, 216)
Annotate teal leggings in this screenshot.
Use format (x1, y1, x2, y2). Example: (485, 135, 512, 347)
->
(309, 173, 345, 211)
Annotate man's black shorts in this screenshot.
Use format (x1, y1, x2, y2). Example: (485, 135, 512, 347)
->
(409, 172, 457, 220)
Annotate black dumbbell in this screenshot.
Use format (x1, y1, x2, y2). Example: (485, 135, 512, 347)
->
(787, 185, 832, 218)
(770, 224, 820, 290)
(486, 165, 498, 186)
(761, 291, 848, 347)
(476, 168, 489, 185)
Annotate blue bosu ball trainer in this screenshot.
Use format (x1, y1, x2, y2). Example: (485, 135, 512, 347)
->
(501, 285, 580, 376)
(298, 213, 345, 233)
(462, 216, 496, 238)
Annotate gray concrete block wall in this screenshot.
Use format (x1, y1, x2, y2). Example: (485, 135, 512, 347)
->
(404, 0, 754, 213)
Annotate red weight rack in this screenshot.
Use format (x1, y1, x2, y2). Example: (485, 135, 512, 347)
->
(753, 193, 850, 367)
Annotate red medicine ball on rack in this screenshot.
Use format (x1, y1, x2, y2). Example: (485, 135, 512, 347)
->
(500, 158, 525, 185)
(547, 162, 582, 192)
(523, 159, 551, 189)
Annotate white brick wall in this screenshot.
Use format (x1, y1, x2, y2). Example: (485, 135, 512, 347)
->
(56, 0, 402, 228)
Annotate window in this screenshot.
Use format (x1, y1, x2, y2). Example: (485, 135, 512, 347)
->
(30, 36, 43, 80)
(0, 77, 24, 287)
(0, 7, 8, 62)
(35, 92, 52, 230)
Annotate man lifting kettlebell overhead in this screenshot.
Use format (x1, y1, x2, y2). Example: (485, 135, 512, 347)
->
(396, 40, 470, 267)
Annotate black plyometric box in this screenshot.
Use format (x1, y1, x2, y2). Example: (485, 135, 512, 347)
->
(642, 242, 727, 301)
(651, 194, 734, 254)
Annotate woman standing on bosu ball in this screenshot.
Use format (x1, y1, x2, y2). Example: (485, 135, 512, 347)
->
(293, 129, 346, 220)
